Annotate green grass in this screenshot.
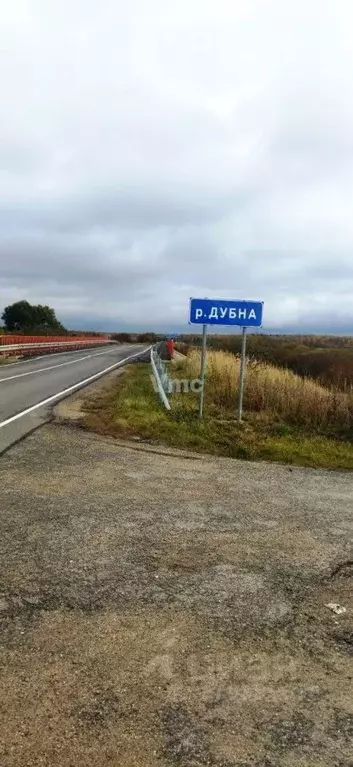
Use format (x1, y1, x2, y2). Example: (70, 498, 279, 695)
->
(82, 363, 353, 470)
(0, 357, 14, 365)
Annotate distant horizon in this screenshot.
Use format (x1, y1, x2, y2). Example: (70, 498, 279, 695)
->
(2, 309, 353, 337)
(68, 325, 353, 338)
(2, 305, 353, 338)
(61, 314, 353, 337)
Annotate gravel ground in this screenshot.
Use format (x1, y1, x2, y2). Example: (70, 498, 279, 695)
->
(0, 402, 352, 766)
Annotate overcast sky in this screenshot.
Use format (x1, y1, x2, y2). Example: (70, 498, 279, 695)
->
(1, 0, 353, 332)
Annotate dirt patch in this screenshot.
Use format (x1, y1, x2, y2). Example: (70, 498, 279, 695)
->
(161, 703, 215, 766)
(0, 424, 352, 765)
(53, 367, 126, 424)
(330, 561, 353, 581)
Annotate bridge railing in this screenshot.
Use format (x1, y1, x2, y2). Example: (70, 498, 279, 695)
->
(0, 335, 113, 357)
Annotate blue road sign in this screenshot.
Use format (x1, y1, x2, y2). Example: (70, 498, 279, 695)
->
(189, 298, 263, 327)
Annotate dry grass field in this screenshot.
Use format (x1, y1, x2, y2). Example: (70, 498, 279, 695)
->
(183, 348, 353, 432)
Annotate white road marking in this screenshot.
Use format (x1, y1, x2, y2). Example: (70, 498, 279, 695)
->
(0, 346, 132, 383)
(0, 347, 149, 429)
(0, 346, 108, 367)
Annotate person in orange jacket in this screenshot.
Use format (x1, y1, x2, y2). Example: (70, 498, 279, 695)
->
(166, 338, 174, 360)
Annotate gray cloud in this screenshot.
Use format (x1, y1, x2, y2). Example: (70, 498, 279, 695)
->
(1, 0, 353, 332)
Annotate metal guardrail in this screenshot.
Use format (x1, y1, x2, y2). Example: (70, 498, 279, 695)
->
(0, 340, 113, 352)
(150, 345, 171, 410)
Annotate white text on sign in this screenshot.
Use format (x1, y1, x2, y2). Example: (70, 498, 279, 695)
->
(195, 306, 257, 321)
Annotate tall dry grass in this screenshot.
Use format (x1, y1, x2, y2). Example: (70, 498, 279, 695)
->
(182, 348, 353, 431)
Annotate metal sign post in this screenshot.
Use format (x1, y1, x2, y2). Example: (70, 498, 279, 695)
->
(237, 326, 247, 422)
(199, 323, 207, 419)
(189, 297, 264, 421)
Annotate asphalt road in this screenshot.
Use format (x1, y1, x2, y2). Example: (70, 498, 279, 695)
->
(0, 343, 147, 453)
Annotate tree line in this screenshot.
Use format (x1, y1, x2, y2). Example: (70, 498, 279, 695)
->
(0, 301, 164, 344)
(1, 300, 66, 334)
(111, 332, 163, 344)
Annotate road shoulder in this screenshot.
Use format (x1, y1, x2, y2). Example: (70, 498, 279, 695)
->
(0, 417, 352, 765)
